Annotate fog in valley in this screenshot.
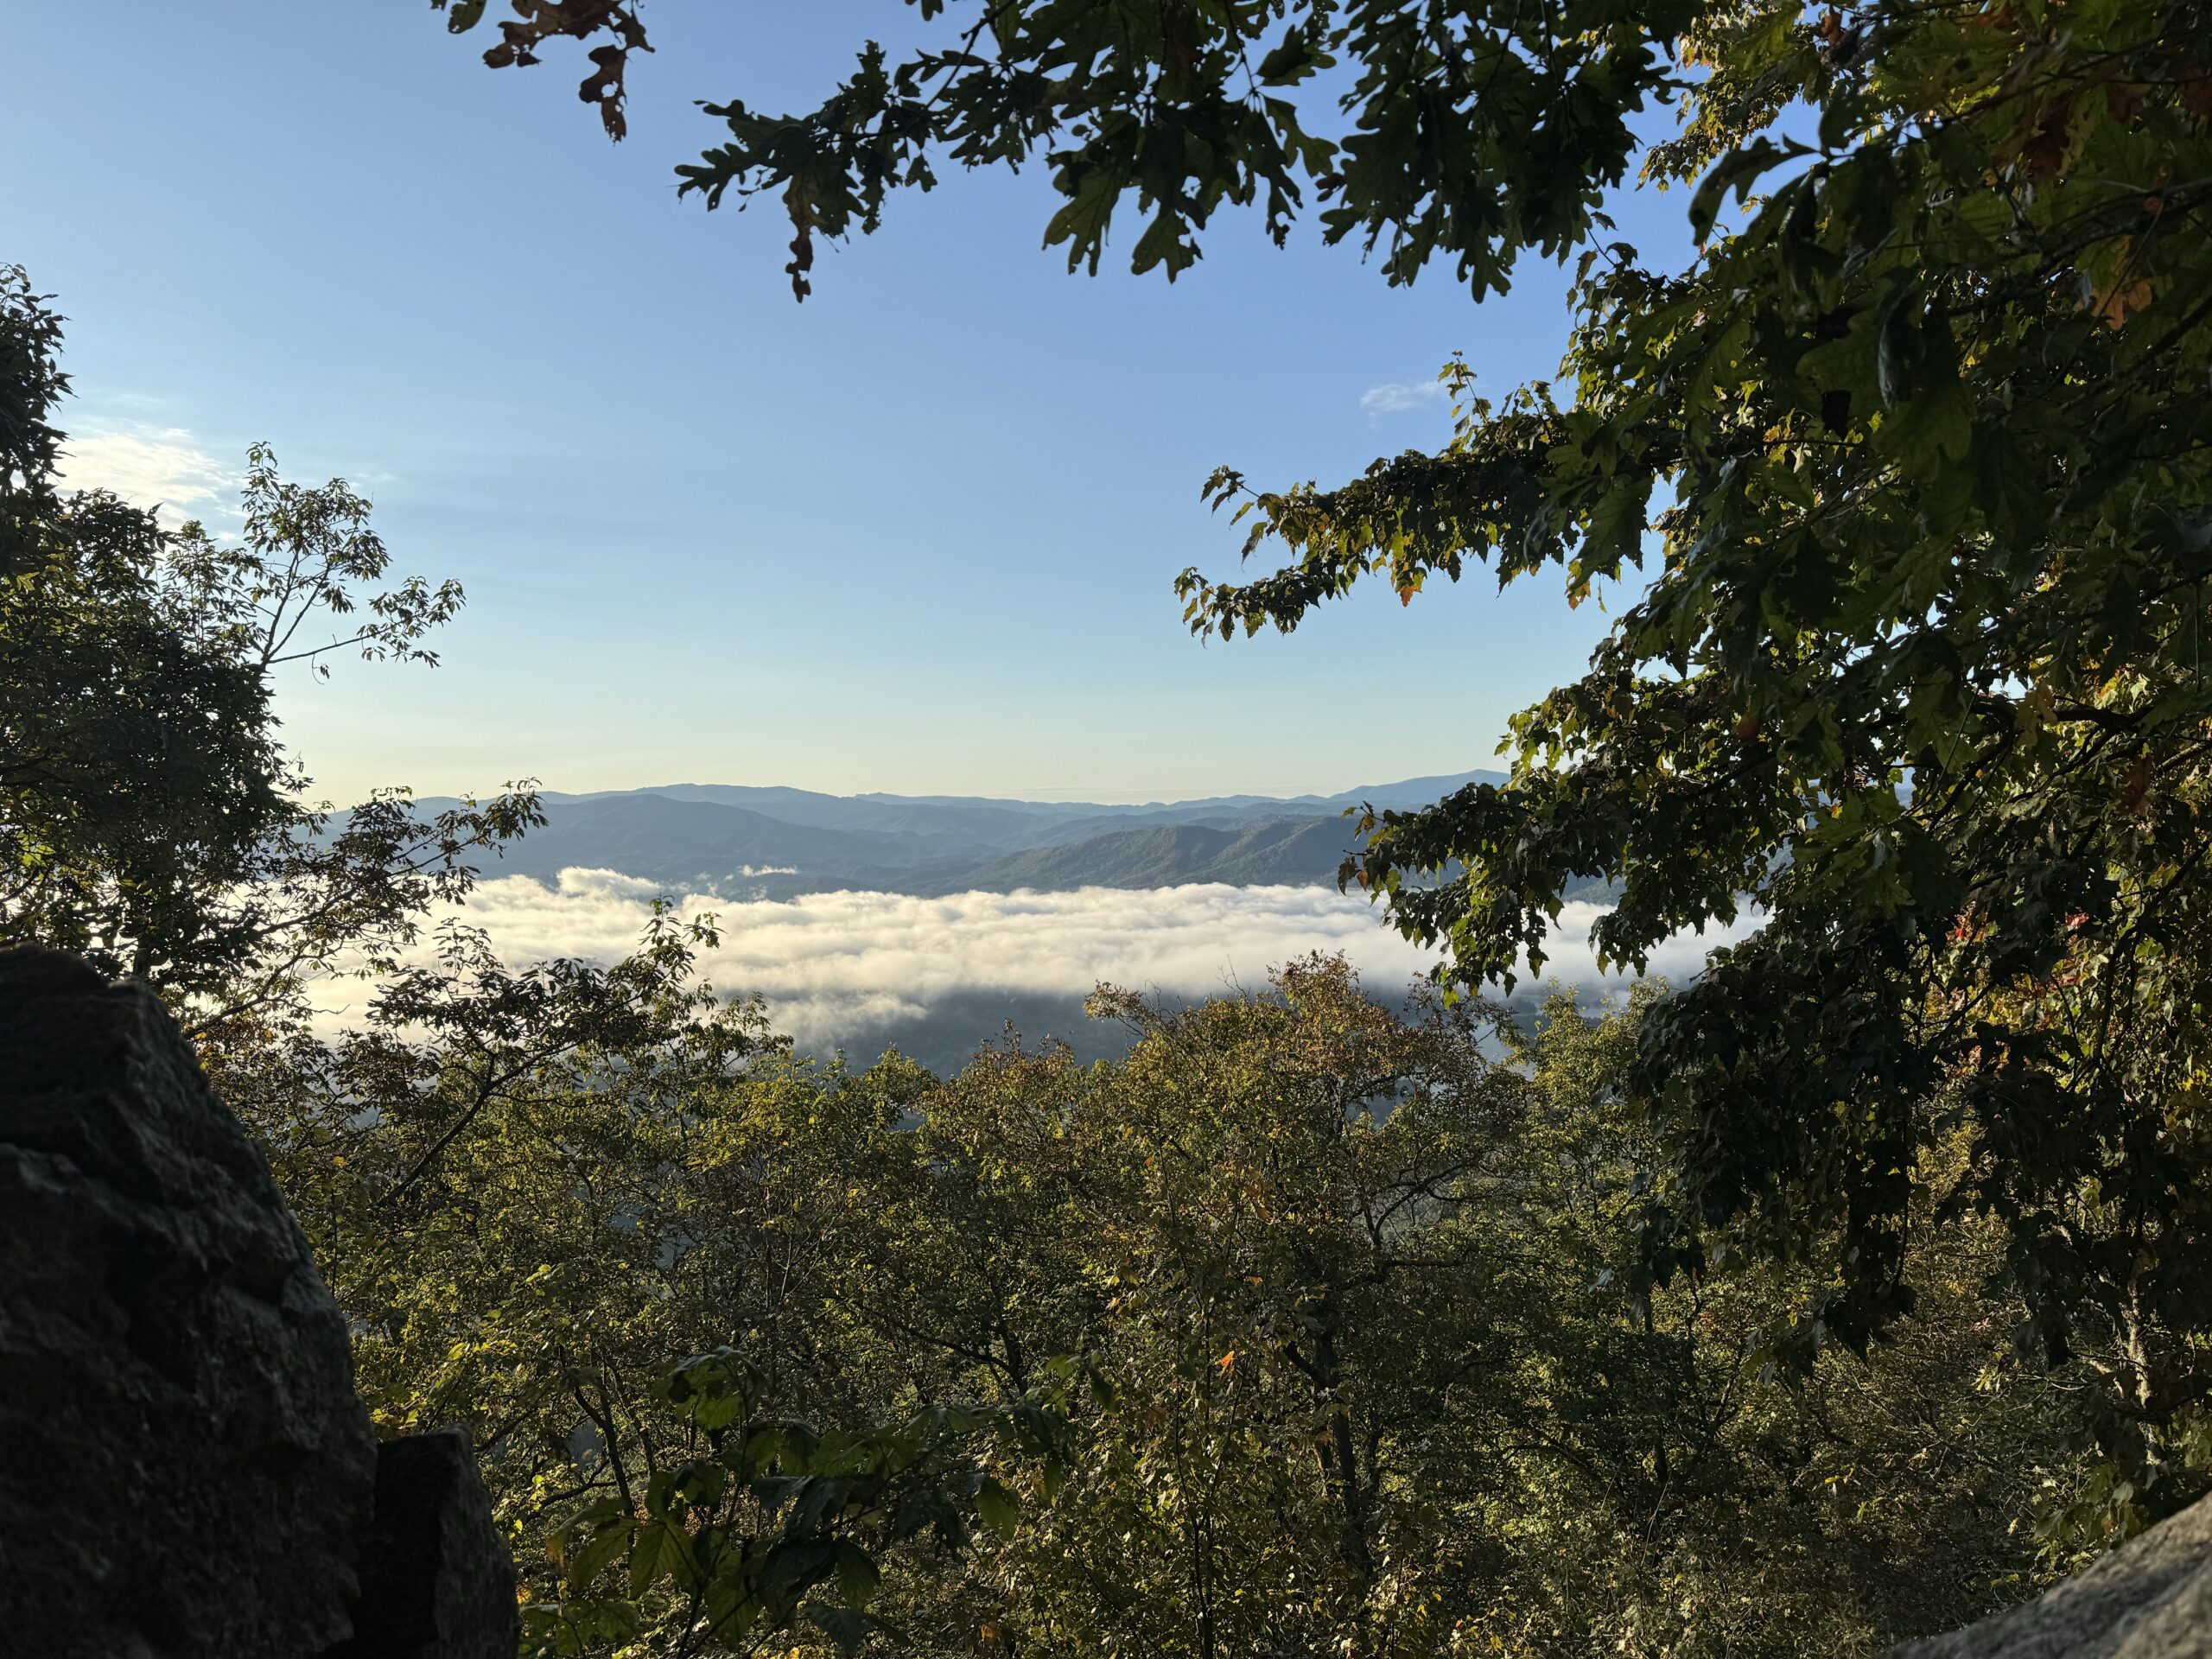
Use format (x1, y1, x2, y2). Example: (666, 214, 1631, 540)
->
(340, 868, 1757, 1071)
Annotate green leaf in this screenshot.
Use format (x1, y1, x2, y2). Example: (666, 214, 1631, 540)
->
(1256, 31, 1322, 86)
(809, 1605, 874, 1655)
(974, 1476, 1020, 1539)
(627, 1522, 673, 1600)
(1086, 1363, 1119, 1411)
(833, 1540, 881, 1605)
(1690, 137, 1812, 241)
(1879, 370, 1972, 473)
(565, 1521, 635, 1596)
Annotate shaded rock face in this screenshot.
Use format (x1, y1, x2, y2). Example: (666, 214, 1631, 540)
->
(0, 947, 379, 1656)
(0, 947, 518, 1657)
(1894, 1496, 2212, 1657)
(335, 1429, 521, 1659)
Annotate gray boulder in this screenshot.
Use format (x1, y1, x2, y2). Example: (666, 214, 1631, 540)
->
(1895, 1493, 2212, 1657)
(0, 946, 378, 1655)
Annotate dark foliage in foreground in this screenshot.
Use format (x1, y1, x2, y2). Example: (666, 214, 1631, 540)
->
(442, 0, 2212, 1524)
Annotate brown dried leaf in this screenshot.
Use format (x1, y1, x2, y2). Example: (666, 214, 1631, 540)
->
(2118, 753, 2156, 816)
(472, 0, 645, 148)
(2101, 280, 2152, 327)
(2093, 274, 2153, 329)
(2184, 68, 2212, 121)
(2005, 94, 2075, 177)
(580, 42, 629, 141)
(785, 194, 817, 303)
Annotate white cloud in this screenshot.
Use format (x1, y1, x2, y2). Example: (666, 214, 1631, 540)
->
(54, 424, 233, 526)
(1359, 379, 1451, 416)
(348, 870, 1753, 1053)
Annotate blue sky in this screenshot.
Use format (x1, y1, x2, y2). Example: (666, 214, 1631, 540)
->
(7, 4, 1694, 806)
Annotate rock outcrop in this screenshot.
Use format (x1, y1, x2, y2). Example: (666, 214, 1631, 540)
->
(1894, 1495, 2212, 1657)
(0, 947, 518, 1657)
(335, 1430, 522, 1659)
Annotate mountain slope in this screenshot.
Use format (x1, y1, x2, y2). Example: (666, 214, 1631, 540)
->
(423, 772, 1506, 897)
(615, 785, 1049, 847)
(853, 769, 1502, 823)
(480, 794, 921, 888)
(915, 817, 1358, 895)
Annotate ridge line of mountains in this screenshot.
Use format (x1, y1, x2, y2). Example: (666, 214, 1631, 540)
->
(426, 772, 1511, 900)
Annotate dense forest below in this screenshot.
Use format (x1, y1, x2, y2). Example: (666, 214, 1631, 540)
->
(12, 0, 2212, 1651)
(233, 954, 2089, 1656)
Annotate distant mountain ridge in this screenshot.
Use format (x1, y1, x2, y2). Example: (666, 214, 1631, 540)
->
(433, 772, 1505, 898)
(910, 817, 1358, 896)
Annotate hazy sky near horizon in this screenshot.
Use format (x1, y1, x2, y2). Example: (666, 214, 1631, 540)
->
(8, 4, 1694, 807)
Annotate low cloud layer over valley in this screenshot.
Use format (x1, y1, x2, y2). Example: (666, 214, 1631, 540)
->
(363, 774, 1749, 1071)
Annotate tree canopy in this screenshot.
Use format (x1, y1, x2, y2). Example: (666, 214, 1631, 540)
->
(435, 0, 1681, 301)
(238, 952, 2090, 1654)
(436, 0, 2212, 1513)
(0, 270, 538, 1031)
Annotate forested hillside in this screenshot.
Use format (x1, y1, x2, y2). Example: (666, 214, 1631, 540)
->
(913, 815, 1353, 893)
(432, 778, 1500, 899)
